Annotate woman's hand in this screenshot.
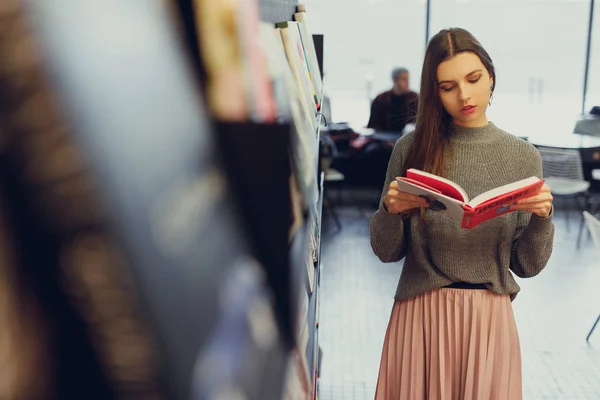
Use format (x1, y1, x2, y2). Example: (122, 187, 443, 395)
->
(511, 184, 553, 218)
(384, 180, 430, 215)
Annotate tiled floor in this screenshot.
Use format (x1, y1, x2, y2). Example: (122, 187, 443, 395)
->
(317, 189, 600, 400)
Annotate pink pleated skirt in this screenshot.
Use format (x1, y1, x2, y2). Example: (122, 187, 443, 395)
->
(375, 288, 522, 400)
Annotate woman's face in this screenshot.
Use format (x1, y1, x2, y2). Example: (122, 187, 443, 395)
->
(436, 52, 493, 128)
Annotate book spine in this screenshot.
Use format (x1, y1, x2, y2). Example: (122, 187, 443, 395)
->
(461, 211, 476, 229)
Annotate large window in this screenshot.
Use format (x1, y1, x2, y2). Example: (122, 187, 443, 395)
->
(305, 0, 426, 128)
(429, 0, 591, 143)
(585, 0, 599, 112)
(307, 0, 595, 140)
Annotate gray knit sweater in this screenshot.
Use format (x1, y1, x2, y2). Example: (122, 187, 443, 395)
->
(370, 122, 554, 302)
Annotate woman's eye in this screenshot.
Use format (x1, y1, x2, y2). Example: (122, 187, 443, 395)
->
(441, 86, 454, 92)
(469, 76, 482, 84)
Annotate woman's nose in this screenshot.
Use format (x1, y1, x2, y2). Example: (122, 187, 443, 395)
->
(458, 85, 471, 102)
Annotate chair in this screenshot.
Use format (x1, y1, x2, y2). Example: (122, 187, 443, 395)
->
(320, 132, 343, 231)
(574, 113, 600, 137)
(583, 211, 600, 342)
(577, 147, 600, 245)
(536, 146, 590, 248)
(320, 130, 367, 231)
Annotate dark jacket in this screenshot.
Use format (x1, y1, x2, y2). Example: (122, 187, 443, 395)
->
(367, 90, 419, 132)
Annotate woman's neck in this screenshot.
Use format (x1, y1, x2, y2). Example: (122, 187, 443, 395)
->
(452, 115, 489, 128)
(449, 121, 501, 145)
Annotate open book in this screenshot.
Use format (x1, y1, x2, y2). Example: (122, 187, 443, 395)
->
(396, 169, 545, 229)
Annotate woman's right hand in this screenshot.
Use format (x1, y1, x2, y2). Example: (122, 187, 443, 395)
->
(384, 180, 430, 214)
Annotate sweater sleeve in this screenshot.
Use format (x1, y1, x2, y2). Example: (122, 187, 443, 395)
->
(369, 138, 409, 263)
(509, 149, 555, 278)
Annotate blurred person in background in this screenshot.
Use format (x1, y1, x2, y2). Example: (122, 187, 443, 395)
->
(367, 67, 419, 134)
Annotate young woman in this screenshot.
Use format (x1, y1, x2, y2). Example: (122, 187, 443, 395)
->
(370, 28, 554, 399)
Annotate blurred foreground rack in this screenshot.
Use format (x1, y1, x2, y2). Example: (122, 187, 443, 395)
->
(0, 0, 326, 399)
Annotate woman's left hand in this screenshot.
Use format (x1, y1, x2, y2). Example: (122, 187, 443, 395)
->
(511, 184, 553, 218)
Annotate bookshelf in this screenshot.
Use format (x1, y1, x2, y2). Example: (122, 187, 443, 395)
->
(305, 82, 326, 399)
(24, 1, 294, 399)
(306, 170, 325, 398)
(214, 121, 304, 347)
(183, 0, 326, 397)
(214, 84, 326, 400)
(22, 0, 327, 399)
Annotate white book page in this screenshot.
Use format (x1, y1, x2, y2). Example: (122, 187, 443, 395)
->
(407, 169, 470, 203)
(468, 177, 540, 207)
(396, 179, 466, 222)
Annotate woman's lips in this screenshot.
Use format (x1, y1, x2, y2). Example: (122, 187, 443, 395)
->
(460, 105, 476, 115)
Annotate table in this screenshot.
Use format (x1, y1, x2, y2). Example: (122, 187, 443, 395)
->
(530, 134, 600, 151)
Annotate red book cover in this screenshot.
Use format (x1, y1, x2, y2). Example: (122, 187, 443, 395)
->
(461, 180, 545, 228)
(396, 169, 544, 229)
(406, 169, 468, 202)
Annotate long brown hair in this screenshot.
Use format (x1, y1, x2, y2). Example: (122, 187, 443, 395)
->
(404, 28, 496, 176)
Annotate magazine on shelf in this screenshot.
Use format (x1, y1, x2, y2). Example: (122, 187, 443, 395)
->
(396, 169, 544, 229)
(294, 6, 323, 97)
(193, 0, 249, 121)
(276, 21, 318, 116)
(235, 0, 277, 122)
